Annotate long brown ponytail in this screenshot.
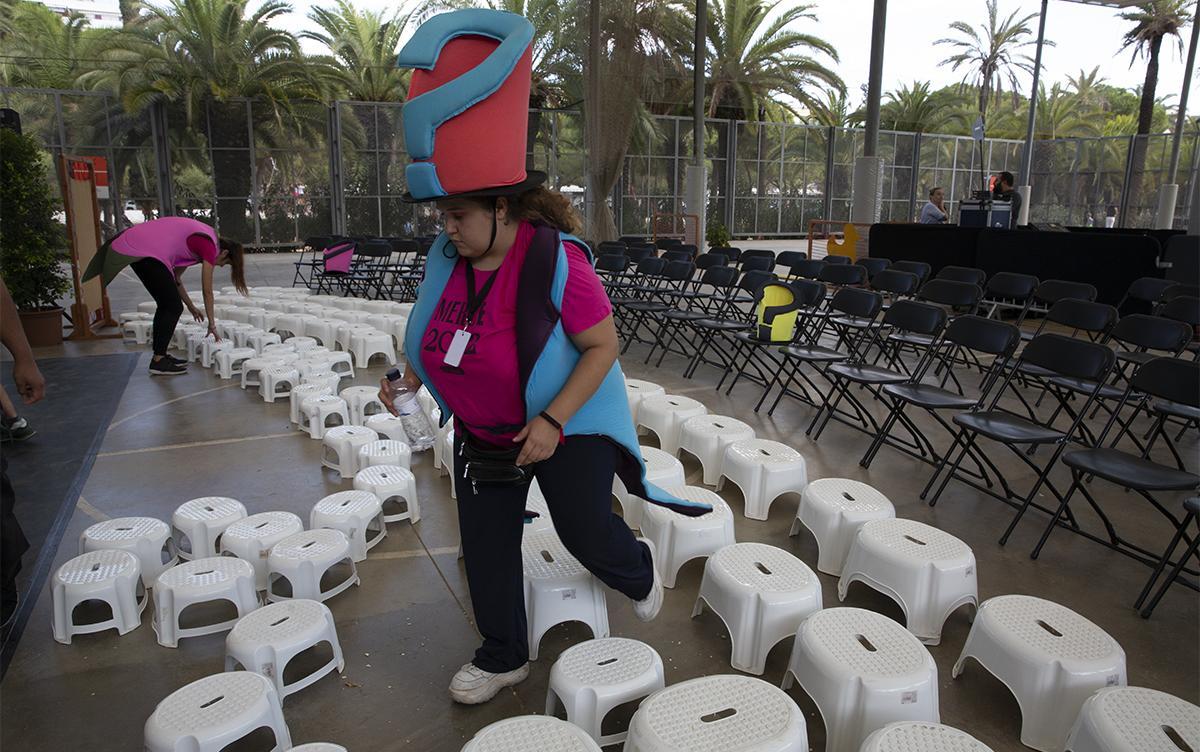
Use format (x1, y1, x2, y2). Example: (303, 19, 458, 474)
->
(218, 237, 248, 296)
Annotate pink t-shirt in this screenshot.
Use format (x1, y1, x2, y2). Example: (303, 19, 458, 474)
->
(110, 217, 219, 270)
(421, 222, 612, 445)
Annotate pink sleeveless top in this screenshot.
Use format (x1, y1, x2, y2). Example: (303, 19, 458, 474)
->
(110, 217, 219, 271)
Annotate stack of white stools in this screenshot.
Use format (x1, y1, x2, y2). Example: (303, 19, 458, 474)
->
(364, 413, 409, 443)
(172, 497, 247, 560)
(79, 516, 177, 588)
(791, 478, 894, 575)
(340, 385, 386, 425)
(214, 347, 256, 380)
(241, 356, 282, 389)
(321, 425, 377, 479)
(783, 607, 939, 751)
(259, 364, 300, 403)
(358, 439, 411, 470)
(545, 638, 665, 747)
(290, 381, 337, 426)
(311, 491, 385, 562)
(144, 672, 291, 751)
(639, 486, 735, 588)
(624, 675, 807, 751)
(122, 319, 153, 344)
(861, 722, 994, 751)
(52, 550, 146, 644)
(693, 542, 821, 675)
(636, 394, 707, 455)
(219, 511, 305, 590)
(521, 528, 609, 661)
(267, 529, 359, 603)
(354, 464, 420, 524)
(839, 518, 977, 645)
(225, 599, 344, 701)
(677, 414, 756, 485)
(348, 330, 395, 368)
(463, 716, 602, 752)
(954, 595, 1127, 752)
(625, 379, 664, 427)
(613, 446, 685, 529)
(301, 394, 350, 439)
(152, 557, 259, 648)
(1066, 686, 1200, 752)
(720, 439, 808, 520)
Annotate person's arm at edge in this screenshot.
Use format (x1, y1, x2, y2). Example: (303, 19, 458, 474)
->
(0, 277, 45, 404)
(200, 262, 218, 338)
(175, 267, 203, 322)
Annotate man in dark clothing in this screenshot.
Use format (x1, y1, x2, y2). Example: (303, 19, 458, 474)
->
(993, 171, 1022, 229)
(0, 277, 43, 628)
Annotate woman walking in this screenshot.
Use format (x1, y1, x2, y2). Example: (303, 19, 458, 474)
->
(379, 9, 710, 705)
(83, 216, 246, 375)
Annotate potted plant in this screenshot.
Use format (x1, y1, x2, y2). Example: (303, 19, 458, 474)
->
(706, 221, 731, 250)
(0, 127, 70, 346)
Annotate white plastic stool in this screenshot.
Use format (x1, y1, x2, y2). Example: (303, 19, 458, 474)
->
(136, 301, 157, 313)
(524, 480, 554, 534)
(348, 330, 396, 368)
(677, 414, 756, 486)
(219, 512, 305, 590)
(262, 342, 297, 357)
(521, 528, 610, 661)
(861, 722, 994, 752)
(272, 315, 304, 338)
(202, 338, 234, 368)
(294, 357, 335, 383)
(225, 599, 344, 702)
(782, 607, 939, 752)
(266, 529, 359, 603)
(289, 382, 337, 426)
(288, 335, 319, 352)
(636, 394, 708, 455)
(172, 497, 247, 560)
(302, 319, 339, 348)
(214, 347, 257, 380)
(463, 716, 602, 752)
(612, 446, 685, 529)
(354, 464, 420, 524)
(120, 311, 152, 323)
(289, 745, 348, 752)
(152, 556, 259, 647)
(364, 413, 409, 444)
(692, 542, 822, 674)
(51, 550, 146, 644)
(720, 439, 808, 521)
(839, 518, 977, 646)
(953, 595, 1127, 752)
(186, 331, 211, 362)
(259, 365, 300, 402)
(639, 486, 735, 588)
(172, 324, 203, 350)
(123, 319, 153, 344)
(365, 313, 407, 347)
(357, 439, 412, 470)
(545, 637, 665, 747)
(80, 516, 176, 588)
(232, 327, 263, 349)
(240, 356, 284, 389)
(335, 323, 375, 352)
(248, 331, 282, 354)
(144, 672, 292, 752)
(1065, 686, 1200, 752)
(340, 385, 386, 425)
(625, 379, 665, 427)
(625, 674, 808, 752)
(310, 491, 385, 562)
(791, 478, 895, 576)
(321, 425, 377, 479)
(300, 395, 350, 439)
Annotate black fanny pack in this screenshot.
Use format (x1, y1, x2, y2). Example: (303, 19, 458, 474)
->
(461, 434, 534, 487)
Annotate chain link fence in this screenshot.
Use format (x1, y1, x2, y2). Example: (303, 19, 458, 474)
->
(3, 87, 1196, 245)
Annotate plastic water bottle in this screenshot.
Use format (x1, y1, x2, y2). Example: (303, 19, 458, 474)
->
(386, 368, 435, 451)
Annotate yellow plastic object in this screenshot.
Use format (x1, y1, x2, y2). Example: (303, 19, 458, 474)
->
(827, 223, 858, 258)
(755, 283, 802, 342)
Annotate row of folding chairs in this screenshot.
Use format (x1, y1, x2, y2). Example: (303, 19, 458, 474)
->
(295, 236, 429, 300)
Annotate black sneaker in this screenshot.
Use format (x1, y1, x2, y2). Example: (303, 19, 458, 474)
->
(164, 353, 188, 365)
(149, 358, 187, 376)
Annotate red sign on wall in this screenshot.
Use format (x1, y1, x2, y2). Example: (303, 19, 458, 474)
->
(68, 156, 109, 199)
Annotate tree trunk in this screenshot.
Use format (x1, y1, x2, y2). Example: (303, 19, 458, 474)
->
(1127, 34, 1163, 223)
(118, 0, 138, 25)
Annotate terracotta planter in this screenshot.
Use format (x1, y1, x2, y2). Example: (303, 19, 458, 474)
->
(18, 307, 64, 347)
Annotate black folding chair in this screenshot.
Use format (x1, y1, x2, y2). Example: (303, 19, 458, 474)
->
(1021, 279, 1099, 340)
(646, 265, 740, 367)
(597, 240, 627, 257)
(625, 245, 655, 264)
(790, 259, 825, 280)
(823, 255, 851, 265)
(1029, 357, 1200, 611)
(619, 260, 695, 352)
(663, 250, 693, 264)
(776, 250, 808, 268)
(935, 265, 987, 287)
(595, 253, 630, 295)
(741, 249, 776, 268)
(710, 247, 742, 265)
(683, 270, 776, 380)
(1139, 497, 1200, 617)
(293, 236, 330, 289)
(923, 334, 1116, 548)
(654, 237, 682, 250)
(982, 272, 1039, 324)
(694, 252, 728, 272)
(859, 257, 891, 277)
(741, 256, 776, 273)
(1116, 276, 1176, 313)
(890, 260, 931, 285)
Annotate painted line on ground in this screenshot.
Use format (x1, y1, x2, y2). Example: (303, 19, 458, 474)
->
(109, 383, 240, 429)
(97, 431, 297, 458)
(371, 546, 459, 560)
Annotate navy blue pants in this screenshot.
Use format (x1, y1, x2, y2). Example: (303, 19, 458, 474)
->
(454, 434, 653, 673)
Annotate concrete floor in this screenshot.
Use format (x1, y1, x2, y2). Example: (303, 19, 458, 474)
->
(1, 254, 1196, 750)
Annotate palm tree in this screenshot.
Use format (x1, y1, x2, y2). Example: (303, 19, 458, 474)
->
(936, 0, 1043, 121)
(880, 81, 964, 134)
(0, 1, 100, 89)
(305, 1, 409, 104)
(1031, 83, 1099, 139)
(84, 0, 326, 239)
(1067, 66, 1108, 112)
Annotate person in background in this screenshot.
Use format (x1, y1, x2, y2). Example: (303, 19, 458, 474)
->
(993, 171, 1022, 229)
(81, 216, 247, 376)
(0, 277, 44, 628)
(919, 186, 948, 224)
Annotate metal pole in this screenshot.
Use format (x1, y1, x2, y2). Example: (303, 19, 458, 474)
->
(1017, 0, 1049, 225)
(1167, 0, 1199, 184)
(862, 0, 887, 157)
(693, 0, 705, 164)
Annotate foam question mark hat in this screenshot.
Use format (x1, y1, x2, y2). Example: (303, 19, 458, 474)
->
(396, 9, 546, 204)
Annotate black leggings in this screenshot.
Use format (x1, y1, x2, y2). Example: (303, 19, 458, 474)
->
(454, 434, 653, 672)
(131, 259, 183, 356)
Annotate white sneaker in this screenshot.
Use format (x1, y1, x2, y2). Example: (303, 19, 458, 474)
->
(632, 538, 664, 622)
(448, 661, 529, 705)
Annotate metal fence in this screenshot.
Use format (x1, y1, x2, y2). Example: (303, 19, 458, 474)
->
(3, 87, 1196, 245)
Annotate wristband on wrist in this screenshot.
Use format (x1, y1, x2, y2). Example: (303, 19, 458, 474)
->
(538, 411, 562, 430)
